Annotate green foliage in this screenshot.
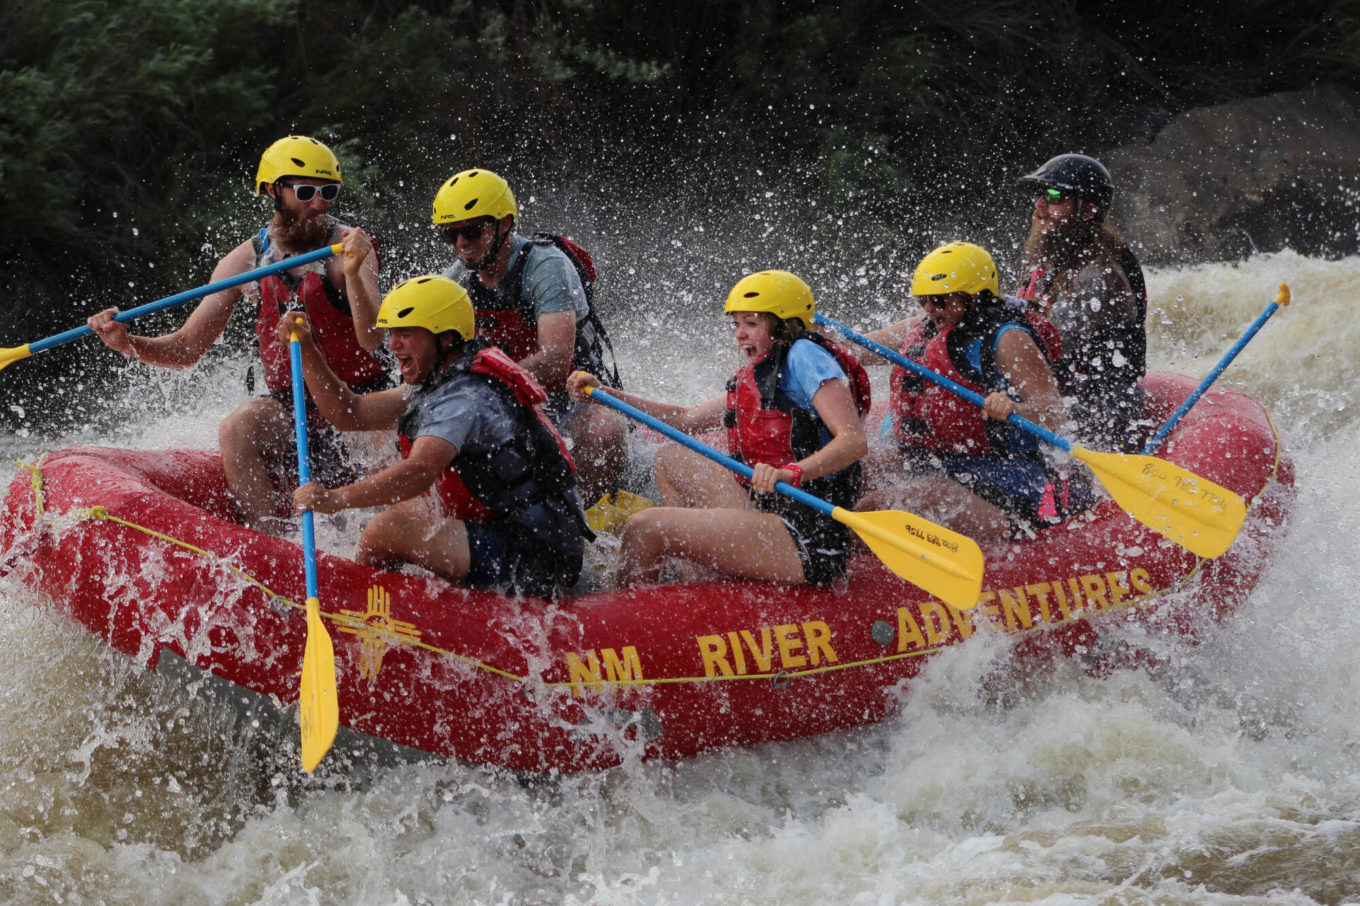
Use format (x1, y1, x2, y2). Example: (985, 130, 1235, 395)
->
(0, 0, 290, 262)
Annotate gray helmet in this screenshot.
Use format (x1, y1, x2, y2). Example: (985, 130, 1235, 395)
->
(1018, 153, 1113, 208)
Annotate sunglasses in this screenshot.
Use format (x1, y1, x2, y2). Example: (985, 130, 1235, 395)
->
(1037, 186, 1071, 204)
(917, 294, 957, 310)
(438, 220, 491, 244)
(285, 182, 341, 203)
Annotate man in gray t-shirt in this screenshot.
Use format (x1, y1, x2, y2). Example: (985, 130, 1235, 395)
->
(432, 168, 627, 503)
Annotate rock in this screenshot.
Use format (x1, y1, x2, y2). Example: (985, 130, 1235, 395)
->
(1105, 84, 1360, 263)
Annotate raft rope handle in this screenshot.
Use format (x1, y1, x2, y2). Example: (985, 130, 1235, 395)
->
(17, 481, 952, 687)
(10, 454, 1230, 693)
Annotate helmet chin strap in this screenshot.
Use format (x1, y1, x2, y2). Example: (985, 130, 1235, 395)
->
(420, 334, 469, 391)
(473, 219, 512, 273)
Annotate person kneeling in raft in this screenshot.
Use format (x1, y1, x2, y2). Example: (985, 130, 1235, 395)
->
(865, 242, 1090, 542)
(286, 275, 591, 599)
(567, 270, 870, 587)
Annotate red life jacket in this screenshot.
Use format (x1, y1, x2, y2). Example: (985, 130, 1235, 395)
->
(397, 343, 578, 523)
(890, 310, 1057, 456)
(253, 234, 387, 395)
(464, 235, 618, 393)
(1016, 266, 1050, 305)
(724, 335, 871, 472)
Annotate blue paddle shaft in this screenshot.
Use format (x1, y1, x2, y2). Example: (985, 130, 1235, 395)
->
(289, 336, 319, 602)
(586, 388, 837, 518)
(1142, 299, 1281, 454)
(30, 244, 340, 356)
(813, 313, 1074, 453)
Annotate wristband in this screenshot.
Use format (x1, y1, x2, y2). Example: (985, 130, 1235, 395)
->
(780, 463, 804, 489)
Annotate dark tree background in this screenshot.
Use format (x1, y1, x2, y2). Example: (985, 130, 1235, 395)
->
(2, 0, 1358, 417)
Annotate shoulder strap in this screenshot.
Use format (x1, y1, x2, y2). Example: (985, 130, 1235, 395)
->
(530, 231, 623, 390)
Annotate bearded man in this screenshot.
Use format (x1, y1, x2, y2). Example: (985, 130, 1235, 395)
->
(87, 135, 389, 530)
(1016, 153, 1149, 452)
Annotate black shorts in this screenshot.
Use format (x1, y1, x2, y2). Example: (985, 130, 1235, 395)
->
(463, 500, 585, 599)
(754, 493, 851, 587)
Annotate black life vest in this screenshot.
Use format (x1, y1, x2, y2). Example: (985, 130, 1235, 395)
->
(463, 234, 621, 393)
(397, 341, 587, 535)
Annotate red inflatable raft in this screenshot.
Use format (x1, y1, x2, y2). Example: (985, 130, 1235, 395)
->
(0, 372, 1293, 773)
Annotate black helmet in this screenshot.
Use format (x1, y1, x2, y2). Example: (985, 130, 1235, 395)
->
(1018, 153, 1114, 208)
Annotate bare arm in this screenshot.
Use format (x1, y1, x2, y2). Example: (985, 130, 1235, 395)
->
(518, 309, 576, 390)
(281, 313, 405, 431)
(850, 316, 920, 365)
(567, 370, 727, 434)
(334, 226, 384, 352)
(87, 240, 257, 367)
(296, 435, 454, 514)
(983, 329, 1068, 429)
(750, 378, 868, 492)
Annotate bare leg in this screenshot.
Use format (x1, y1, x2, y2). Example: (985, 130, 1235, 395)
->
(653, 444, 748, 509)
(218, 397, 295, 530)
(561, 404, 629, 504)
(618, 506, 805, 586)
(355, 497, 471, 583)
(859, 475, 1013, 541)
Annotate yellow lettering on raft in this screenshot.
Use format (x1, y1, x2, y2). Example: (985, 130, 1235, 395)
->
(776, 624, 806, 669)
(896, 607, 928, 653)
(1027, 582, 1054, 623)
(1081, 573, 1110, 611)
(740, 628, 775, 672)
(918, 600, 954, 647)
(803, 621, 837, 668)
(602, 647, 644, 683)
(566, 650, 602, 688)
(999, 586, 1033, 631)
(1106, 571, 1131, 606)
(697, 635, 733, 677)
(977, 590, 1000, 626)
(697, 621, 840, 677)
(899, 566, 1165, 654)
(565, 647, 646, 697)
(726, 632, 747, 674)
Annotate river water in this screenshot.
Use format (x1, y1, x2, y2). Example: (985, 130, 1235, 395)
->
(0, 248, 1357, 904)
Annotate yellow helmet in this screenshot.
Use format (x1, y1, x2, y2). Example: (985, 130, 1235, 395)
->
(432, 169, 518, 225)
(723, 270, 816, 329)
(376, 275, 475, 341)
(255, 135, 342, 195)
(910, 242, 999, 297)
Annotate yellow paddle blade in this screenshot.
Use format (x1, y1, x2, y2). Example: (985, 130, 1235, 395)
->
(1072, 446, 1247, 559)
(585, 489, 655, 534)
(299, 596, 338, 773)
(0, 344, 32, 373)
(833, 506, 985, 611)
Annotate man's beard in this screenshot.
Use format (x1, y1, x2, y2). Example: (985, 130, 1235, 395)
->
(1025, 213, 1089, 272)
(273, 208, 333, 250)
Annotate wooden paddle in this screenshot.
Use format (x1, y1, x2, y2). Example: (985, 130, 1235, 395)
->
(815, 313, 1247, 560)
(1143, 283, 1289, 454)
(0, 243, 343, 373)
(289, 327, 338, 773)
(584, 386, 985, 611)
